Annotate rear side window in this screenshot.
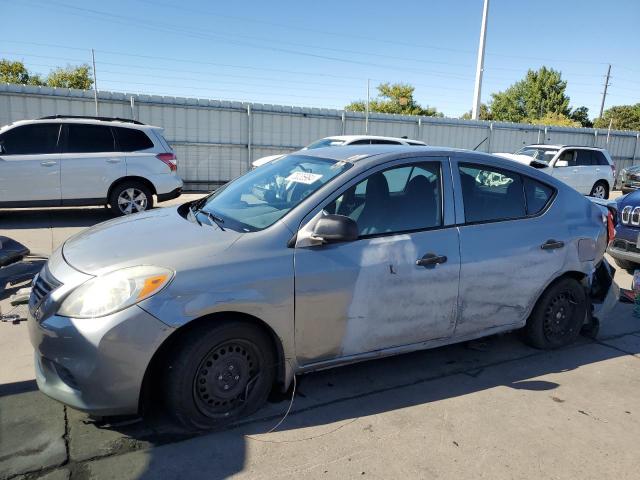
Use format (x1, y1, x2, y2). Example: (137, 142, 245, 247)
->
(0, 124, 60, 155)
(524, 177, 554, 214)
(370, 139, 401, 145)
(459, 164, 526, 223)
(349, 139, 371, 145)
(66, 124, 115, 153)
(113, 127, 154, 151)
(593, 151, 610, 165)
(576, 150, 594, 166)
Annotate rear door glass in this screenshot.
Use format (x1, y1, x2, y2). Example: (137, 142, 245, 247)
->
(524, 177, 554, 214)
(66, 124, 116, 153)
(576, 150, 594, 166)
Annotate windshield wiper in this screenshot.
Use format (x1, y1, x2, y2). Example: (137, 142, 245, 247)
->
(201, 210, 225, 231)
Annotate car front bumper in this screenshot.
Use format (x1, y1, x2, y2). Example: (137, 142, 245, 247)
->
(28, 305, 175, 416)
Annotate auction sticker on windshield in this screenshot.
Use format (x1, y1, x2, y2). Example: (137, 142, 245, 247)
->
(286, 172, 323, 184)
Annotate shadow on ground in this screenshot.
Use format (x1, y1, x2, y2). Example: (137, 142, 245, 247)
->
(2, 305, 637, 479)
(0, 208, 113, 230)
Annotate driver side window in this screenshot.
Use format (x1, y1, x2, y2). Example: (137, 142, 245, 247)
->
(325, 161, 442, 237)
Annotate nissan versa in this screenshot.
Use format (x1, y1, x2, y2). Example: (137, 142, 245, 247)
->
(28, 146, 619, 430)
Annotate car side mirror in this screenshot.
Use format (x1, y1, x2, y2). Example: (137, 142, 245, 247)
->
(311, 214, 358, 244)
(555, 160, 569, 168)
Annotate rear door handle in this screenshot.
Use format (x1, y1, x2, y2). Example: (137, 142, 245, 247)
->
(106, 158, 121, 164)
(40, 161, 57, 167)
(541, 239, 565, 250)
(416, 253, 448, 267)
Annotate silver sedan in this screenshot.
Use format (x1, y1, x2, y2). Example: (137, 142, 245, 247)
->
(28, 146, 618, 430)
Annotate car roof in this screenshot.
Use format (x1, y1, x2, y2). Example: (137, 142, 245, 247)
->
(524, 144, 606, 151)
(325, 135, 425, 144)
(1, 117, 162, 131)
(297, 145, 478, 163)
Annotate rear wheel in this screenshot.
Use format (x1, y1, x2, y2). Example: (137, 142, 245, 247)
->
(108, 180, 153, 216)
(589, 181, 609, 199)
(163, 321, 275, 431)
(524, 278, 587, 349)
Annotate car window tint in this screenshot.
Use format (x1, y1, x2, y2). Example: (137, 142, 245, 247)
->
(594, 151, 609, 165)
(459, 164, 526, 223)
(558, 150, 575, 166)
(349, 139, 371, 145)
(524, 177, 553, 215)
(575, 150, 594, 166)
(370, 139, 401, 144)
(0, 124, 60, 155)
(326, 161, 442, 236)
(66, 124, 115, 153)
(114, 127, 154, 151)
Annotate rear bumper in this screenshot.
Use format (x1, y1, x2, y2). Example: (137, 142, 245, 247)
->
(157, 187, 182, 203)
(607, 239, 640, 265)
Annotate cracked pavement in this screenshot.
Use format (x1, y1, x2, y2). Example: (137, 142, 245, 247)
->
(2, 193, 639, 479)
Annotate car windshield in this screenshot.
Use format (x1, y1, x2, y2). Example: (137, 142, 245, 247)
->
(515, 147, 558, 164)
(304, 138, 347, 150)
(196, 154, 351, 232)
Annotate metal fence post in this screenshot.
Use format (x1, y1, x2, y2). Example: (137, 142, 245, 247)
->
(341, 111, 346, 135)
(543, 126, 548, 144)
(633, 133, 639, 163)
(247, 104, 252, 172)
(417, 117, 422, 140)
(487, 122, 493, 152)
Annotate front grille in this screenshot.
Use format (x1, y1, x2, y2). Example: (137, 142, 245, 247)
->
(30, 264, 62, 310)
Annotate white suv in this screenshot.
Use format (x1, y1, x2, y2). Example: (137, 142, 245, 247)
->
(495, 144, 615, 199)
(0, 116, 183, 215)
(252, 135, 427, 168)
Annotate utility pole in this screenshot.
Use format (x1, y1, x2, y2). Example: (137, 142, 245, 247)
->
(91, 49, 99, 116)
(365, 78, 370, 134)
(472, 0, 489, 120)
(599, 64, 611, 119)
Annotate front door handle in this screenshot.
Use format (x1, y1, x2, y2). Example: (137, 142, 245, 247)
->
(541, 239, 565, 250)
(40, 161, 57, 167)
(106, 158, 121, 164)
(416, 253, 448, 267)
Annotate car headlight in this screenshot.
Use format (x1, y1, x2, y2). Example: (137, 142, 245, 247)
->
(57, 266, 174, 318)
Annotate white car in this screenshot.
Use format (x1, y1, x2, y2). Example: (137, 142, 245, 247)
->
(0, 115, 183, 215)
(495, 145, 615, 199)
(252, 135, 426, 168)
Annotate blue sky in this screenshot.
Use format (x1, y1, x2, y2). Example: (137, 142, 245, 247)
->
(2, 0, 639, 118)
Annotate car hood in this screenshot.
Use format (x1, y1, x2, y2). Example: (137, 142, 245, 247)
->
(62, 207, 242, 275)
(618, 189, 640, 209)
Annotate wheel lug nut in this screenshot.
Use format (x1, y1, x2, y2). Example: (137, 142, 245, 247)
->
(229, 365, 234, 371)
(224, 385, 229, 390)
(218, 375, 223, 380)
(235, 375, 239, 380)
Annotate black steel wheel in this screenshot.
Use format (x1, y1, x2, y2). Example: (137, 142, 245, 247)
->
(524, 277, 587, 349)
(164, 321, 276, 431)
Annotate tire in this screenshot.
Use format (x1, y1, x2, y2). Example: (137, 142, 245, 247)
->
(589, 181, 609, 199)
(108, 180, 153, 216)
(613, 258, 639, 274)
(163, 321, 276, 431)
(524, 277, 587, 350)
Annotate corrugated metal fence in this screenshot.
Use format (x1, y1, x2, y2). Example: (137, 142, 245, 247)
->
(2, 84, 639, 190)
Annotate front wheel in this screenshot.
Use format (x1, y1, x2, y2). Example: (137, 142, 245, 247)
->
(163, 321, 276, 431)
(589, 181, 609, 199)
(524, 278, 587, 349)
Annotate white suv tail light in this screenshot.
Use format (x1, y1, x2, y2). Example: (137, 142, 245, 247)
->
(156, 153, 177, 172)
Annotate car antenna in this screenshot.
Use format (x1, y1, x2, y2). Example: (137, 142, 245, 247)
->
(473, 136, 489, 151)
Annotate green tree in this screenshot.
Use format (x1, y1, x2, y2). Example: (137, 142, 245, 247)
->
(0, 59, 44, 86)
(594, 103, 640, 131)
(526, 112, 580, 127)
(460, 103, 492, 120)
(489, 67, 571, 123)
(569, 106, 592, 128)
(345, 82, 442, 117)
(46, 64, 93, 90)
